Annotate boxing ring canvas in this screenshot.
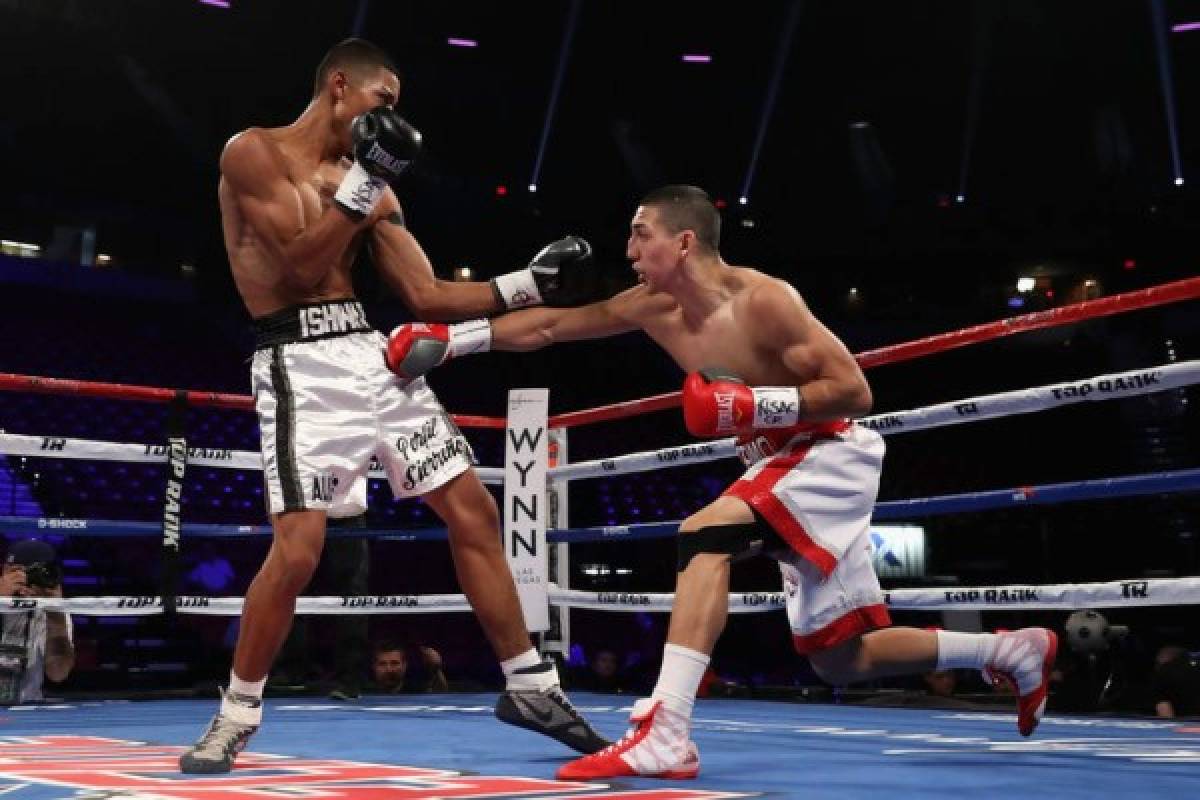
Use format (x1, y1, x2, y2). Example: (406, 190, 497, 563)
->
(2, 693, 1197, 798)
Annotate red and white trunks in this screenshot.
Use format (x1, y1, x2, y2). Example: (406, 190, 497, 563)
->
(725, 421, 890, 654)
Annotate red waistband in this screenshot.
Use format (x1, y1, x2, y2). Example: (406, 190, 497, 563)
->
(735, 419, 851, 465)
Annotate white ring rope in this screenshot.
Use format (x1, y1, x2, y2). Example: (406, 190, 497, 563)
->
(3, 576, 1196, 615)
(2, 360, 1193, 485)
(551, 361, 1198, 481)
(0, 434, 504, 485)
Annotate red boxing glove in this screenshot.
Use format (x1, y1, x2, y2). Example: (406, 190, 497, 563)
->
(385, 319, 491, 381)
(682, 368, 803, 437)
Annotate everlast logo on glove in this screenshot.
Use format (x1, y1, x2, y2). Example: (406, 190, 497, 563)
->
(714, 391, 737, 432)
(365, 141, 409, 174)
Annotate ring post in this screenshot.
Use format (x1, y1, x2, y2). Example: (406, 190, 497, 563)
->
(503, 389, 550, 632)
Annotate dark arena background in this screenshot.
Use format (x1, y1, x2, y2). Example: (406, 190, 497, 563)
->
(1, 1, 1199, 797)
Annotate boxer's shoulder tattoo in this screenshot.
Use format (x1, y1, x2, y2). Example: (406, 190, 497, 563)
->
(385, 210, 406, 227)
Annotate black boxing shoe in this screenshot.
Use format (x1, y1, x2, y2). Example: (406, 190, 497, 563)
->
(495, 683, 611, 754)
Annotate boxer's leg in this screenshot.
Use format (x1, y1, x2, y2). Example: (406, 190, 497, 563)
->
(411, 464, 607, 753)
(422, 470, 528, 659)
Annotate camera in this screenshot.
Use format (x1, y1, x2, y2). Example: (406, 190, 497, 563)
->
(23, 562, 61, 591)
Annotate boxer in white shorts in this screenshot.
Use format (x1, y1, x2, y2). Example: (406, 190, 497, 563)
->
(251, 301, 474, 517)
(181, 38, 609, 775)
(391, 184, 1059, 781)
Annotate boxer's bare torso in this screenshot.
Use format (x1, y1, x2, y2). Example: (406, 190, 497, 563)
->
(220, 128, 392, 318)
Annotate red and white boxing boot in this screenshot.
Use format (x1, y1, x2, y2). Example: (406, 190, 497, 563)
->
(982, 627, 1058, 737)
(557, 698, 699, 780)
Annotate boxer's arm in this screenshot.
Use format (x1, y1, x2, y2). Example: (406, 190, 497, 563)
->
(750, 283, 873, 419)
(386, 286, 647, 379)
(489, 287, 643, 351)
(220, 130, 363, 291)
(368, 206, 501, 321)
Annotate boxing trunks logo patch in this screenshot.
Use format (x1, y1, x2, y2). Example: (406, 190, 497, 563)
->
(311, 473, 338, 503)
(396, 417, 472, 491)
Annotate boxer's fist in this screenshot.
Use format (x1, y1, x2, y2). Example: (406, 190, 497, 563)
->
(682, 369, 804, 437)
(682, 369, 754, 437)
(385, 319, 492, 381)
(335, 107, 422, 219)
(351, 107, 422, 182)
(528, 235, 598, 307)
(491, 235, 599, 310)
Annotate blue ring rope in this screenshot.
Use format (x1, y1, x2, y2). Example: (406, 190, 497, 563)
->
(1, 467, 1196, 543)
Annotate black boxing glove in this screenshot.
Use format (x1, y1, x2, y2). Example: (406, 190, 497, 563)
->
(491, 235, 599, 309)
(334, 107, 423, 220)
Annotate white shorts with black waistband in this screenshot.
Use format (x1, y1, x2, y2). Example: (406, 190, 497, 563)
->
(251, 331, 473, 517)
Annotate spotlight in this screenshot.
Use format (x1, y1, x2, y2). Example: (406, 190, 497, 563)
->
(454, 266, 473, 281)
(528, 183, 538, 193)
(495, 185, 508, 197)
(1016, 277, 1036, 293)
(955, 194, 965, 203)
(738, 196, 748, 205)
(1175, 177, 1185, 186)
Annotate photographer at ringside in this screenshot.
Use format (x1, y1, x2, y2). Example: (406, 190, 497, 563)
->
(0, 540, 75, 702)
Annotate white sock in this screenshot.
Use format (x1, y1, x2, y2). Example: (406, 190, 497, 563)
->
(651, 643, 710, 717)
(502, 649, 558, 691)
(936, 630, 998, 671)
(228, 672, 266, 700)
(501, 648, 543, 675)
(221, 672, 265, 726)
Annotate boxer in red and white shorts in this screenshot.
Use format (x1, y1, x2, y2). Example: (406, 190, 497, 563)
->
(727, 421, 891, 655)
(392, 184, 1059, 781)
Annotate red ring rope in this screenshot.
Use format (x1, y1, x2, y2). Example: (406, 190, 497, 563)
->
(2, 276, 1196, 430)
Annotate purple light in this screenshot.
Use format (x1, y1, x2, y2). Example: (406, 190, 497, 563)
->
(447, 37, 478, 48)
(1172, 22, 1200, 32)
(198, 0, 231, 8)
(682, 54, 712, 63)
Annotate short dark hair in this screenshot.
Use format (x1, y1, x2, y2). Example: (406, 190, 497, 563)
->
(372, 638, 405, 657)
(639, 185, 721, 253)
(314, 38, 399, 97)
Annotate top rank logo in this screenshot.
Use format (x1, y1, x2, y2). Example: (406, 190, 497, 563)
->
(0, 735, 754, 799)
